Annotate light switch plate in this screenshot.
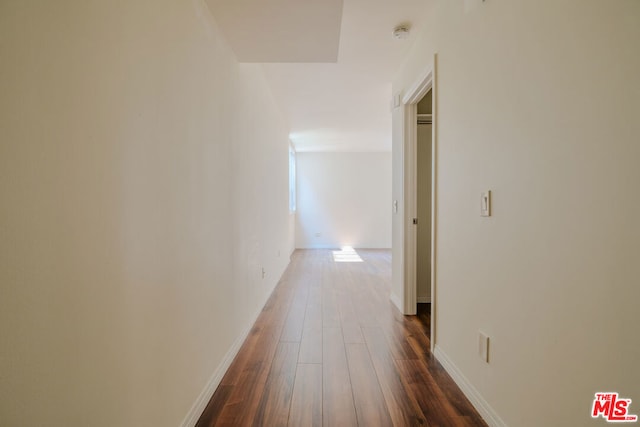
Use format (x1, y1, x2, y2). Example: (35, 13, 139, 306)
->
(481, 191, 491, 217)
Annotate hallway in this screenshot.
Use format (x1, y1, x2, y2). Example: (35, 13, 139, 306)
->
(196, 249, 487, 426)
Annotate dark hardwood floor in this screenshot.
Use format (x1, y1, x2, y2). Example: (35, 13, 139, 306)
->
(196, 249, 487, 427)
(417, 303, 431, 339)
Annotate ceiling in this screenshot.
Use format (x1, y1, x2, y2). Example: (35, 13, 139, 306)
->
(206, 0, 430, 152)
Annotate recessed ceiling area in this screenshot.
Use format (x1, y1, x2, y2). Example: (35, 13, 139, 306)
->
(206, 0, 343, 63)
(206, 0, 431, 152)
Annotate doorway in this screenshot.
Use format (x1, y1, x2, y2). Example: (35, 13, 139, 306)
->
(399, 57, 436, 350)
(416, 90, 433, 336)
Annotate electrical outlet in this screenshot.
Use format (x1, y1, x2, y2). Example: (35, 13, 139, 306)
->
(315, 232, 322, 237)
(479, 331, 490, 363)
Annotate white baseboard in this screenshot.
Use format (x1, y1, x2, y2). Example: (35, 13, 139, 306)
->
(390, 292, 403, 313)
(179, 314, 256, 427)
(434, 346, 507, 427)
(180, 279, 280, 427)
(417, 296, 431, 303)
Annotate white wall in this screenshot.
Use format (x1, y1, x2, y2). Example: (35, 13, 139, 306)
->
(296, 152, 392, 249)
(0, 1, 292, 426)
(393, 1, 640, 426)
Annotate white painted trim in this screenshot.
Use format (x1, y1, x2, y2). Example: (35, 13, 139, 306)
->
(180, 318, 257, 427)
(429, 54, 439, 351)
(390, 291, 403, 314)
(402, 65, 434, 105)
(416, 296, 431, 303)
(180, 279, 280, 427)
(434, 346, 508, 427)
(403, 102, 418, 316)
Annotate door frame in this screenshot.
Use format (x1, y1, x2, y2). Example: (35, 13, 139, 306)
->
(401, 55, 437, 351)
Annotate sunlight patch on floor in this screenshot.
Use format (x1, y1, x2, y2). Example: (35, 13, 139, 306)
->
(332, 246, 363, 263)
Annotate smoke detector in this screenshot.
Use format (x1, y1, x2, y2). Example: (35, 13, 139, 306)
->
(392, 26, 411, 40)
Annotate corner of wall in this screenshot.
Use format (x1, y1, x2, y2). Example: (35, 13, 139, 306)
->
(389, 291, 403, 314)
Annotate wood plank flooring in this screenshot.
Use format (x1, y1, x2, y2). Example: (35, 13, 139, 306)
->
(196, 249, 487, 427)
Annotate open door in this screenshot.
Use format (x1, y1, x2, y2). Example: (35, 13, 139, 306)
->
(416, 92, 433, 329)
(400, 56, 437, 351)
